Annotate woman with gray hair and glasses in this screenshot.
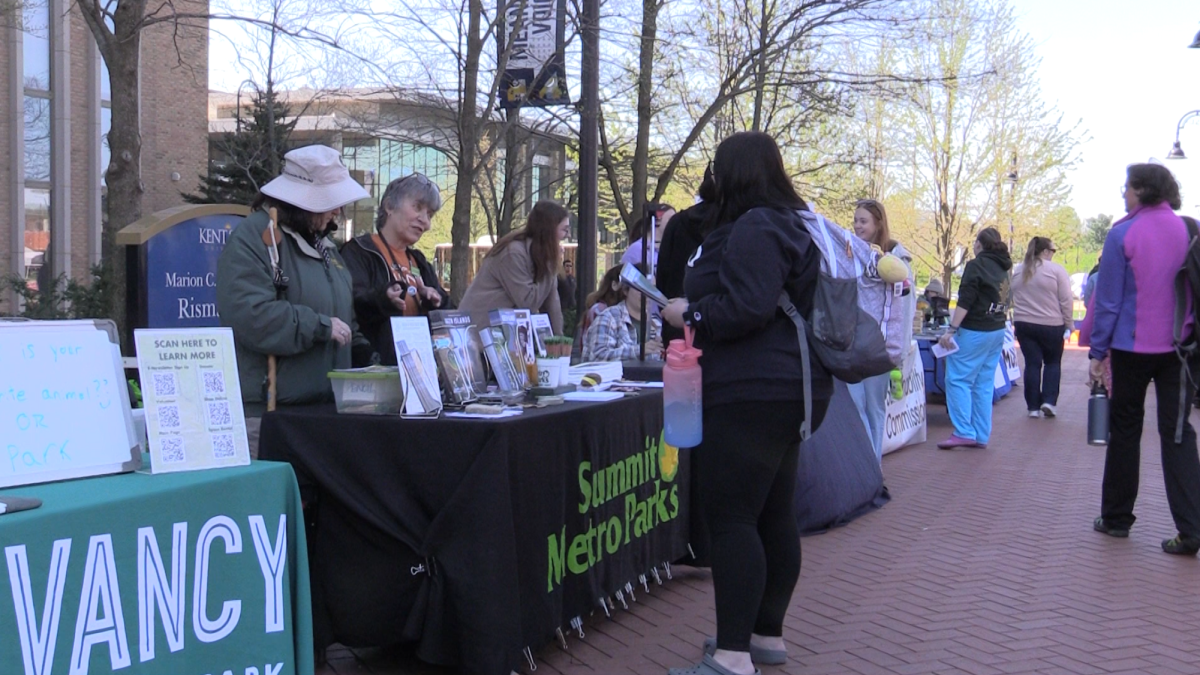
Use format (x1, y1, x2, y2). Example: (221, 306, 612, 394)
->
(341, 173, 451, 365)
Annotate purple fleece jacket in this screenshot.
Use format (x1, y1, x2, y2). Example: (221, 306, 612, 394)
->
(1089, 202, 1193, 360)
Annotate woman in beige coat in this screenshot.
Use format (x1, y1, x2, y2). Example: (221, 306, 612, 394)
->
(1012, 236, 1074, 419)
(459, 200, 569, 334)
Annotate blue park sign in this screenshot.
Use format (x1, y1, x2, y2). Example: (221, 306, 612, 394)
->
(118, 205, 250, 341)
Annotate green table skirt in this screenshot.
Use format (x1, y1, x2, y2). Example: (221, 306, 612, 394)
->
(0, 458, 313, 675)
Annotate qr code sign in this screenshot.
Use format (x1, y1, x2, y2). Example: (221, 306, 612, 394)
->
(202, 371, 226, 397)
(158, 405, 181, 429)
(160, 437, 185, 464)
(211, 433, 236, 459)
(152, 372, 178, 398)
(206, 401, 232, 429)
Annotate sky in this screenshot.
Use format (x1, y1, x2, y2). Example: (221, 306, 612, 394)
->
(1007, 0, 1200, 220)
(208, 0, 1200, 221)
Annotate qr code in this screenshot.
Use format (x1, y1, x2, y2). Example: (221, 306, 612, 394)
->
(152, 372, 178, 398)
(202, 371, 226, 396)
(211, 433, 236, 459)
(206, 401, 232, 428)
(158, 404, 181, 429)
(160, 437, 185, 464)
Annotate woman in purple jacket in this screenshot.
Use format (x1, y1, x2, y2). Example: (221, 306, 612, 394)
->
(1090, 163, 1200, 555)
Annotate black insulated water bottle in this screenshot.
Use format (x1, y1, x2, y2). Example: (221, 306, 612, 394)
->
(1088, 383, 1109, 446)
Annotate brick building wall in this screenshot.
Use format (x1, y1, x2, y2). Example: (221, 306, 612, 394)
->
(140, 1, 209, 216)
(0, 1, 209, 312)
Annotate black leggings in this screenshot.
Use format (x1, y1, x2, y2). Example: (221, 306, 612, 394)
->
(695, 400, 814, 652)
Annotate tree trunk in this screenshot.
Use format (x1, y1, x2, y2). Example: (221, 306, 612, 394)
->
(451, 0, 483, 303)
(498, 108, 521, 237)
(631, 0, 658, 230)
(101, 15, 145, 346)
(265, 22, 279, 177)
(751, 0, 770, 131)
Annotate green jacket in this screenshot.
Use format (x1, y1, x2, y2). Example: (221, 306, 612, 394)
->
(216, 209, 372, 415)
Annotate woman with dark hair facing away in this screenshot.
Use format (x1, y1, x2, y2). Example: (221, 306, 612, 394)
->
(661, 131, 832, 675)
(935, 227, 1012, 450)
(849, 198, 915, 462)
(1011, 236, 1073, 418)
(657, 166, 717, 345)
(340, 173, 450, 365)
(1090, 164, 1200, 555)
(216, 145, 375, 456)
(459, 200, 569, 334)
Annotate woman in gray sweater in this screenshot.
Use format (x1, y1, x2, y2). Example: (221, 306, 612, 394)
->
(458, 200, 568, 334)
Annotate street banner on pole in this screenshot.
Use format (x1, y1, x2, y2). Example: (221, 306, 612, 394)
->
(498, 0, 570, 108)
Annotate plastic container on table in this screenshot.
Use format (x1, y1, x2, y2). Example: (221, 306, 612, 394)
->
(327, 366, 405, 415)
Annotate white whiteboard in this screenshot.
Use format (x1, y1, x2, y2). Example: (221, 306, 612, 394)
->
(0, 320, 141, 488)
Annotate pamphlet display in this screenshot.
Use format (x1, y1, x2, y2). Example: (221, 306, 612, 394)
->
(391, 317, 444, 415)
(532, 313, 554, 357)
(487, 309, 531, 389)
(490, 308, 537, 384)
(134, 327, 251, 473)
(430, 310, 485, 404)
(480, 327, 526, 394)
(0, 320, 141, 488)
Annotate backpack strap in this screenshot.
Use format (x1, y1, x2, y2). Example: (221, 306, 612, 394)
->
(778, 292, 813, 441)
(1173, 218, 1200, 443)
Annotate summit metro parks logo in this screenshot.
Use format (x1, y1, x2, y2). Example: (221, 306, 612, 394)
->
(546, 431, 681, 592)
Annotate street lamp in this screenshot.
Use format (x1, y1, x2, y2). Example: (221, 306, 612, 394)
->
(1166, 110, 1200, 160)
(1006, 153, 1018, 249)
(234, 79, 258, 134)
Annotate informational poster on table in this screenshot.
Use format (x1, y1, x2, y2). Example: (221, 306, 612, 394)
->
(135, 328, 250, 472)
(883, 340, 927, 455)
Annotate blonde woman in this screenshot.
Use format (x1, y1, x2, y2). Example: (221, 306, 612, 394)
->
(849, 199, 915, 462)
(1011, 237, 1073, 418)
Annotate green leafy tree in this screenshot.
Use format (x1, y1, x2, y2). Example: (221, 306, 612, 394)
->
(1082, 214, 1113, 252)
(184, 84, 296, 205)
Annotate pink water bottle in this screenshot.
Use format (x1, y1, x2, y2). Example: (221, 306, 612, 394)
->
(663, 325, 703, 447)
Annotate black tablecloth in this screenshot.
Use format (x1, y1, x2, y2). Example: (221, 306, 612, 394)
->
(621, 359, 664, 382)
(259, 392, 690, 675)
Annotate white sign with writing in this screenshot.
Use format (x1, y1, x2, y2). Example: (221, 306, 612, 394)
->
(135, 328, 250, 473)
(0, 320, 140, 488)
(883, 341, 927, 455)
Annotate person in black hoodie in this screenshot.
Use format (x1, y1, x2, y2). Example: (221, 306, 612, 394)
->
(936, 227, 1013, 449)
(341, 174, 451, 365)
(661, 132, 832, 675)
(656, 165, 716, 346)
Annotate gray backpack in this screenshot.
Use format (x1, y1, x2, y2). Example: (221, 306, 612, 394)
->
(779, 212, 898, 439)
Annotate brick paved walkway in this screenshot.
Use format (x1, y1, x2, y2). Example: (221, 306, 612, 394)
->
(319, 349, 1200, 675)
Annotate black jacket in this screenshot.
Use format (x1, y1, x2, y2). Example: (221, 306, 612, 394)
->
(958, 249, 1013, 332)
(683, 206, 833, 409)
(340, 235, 452, 365)
(656, 201, 712, 344)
